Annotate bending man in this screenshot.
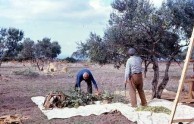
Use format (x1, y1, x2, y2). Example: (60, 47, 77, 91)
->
(75, 68, 99, 94)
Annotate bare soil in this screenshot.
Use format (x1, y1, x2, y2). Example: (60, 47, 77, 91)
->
(0, 61, 193, 124)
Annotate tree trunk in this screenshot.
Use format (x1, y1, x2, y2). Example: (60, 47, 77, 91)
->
(36, 61, 41, 71)
(152, 60, 159, 99)
(156, 60, 171, 98)
(144, 60, 151, 78)
(36, 59, 44, 71)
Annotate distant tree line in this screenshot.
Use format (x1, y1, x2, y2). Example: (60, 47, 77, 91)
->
(0, 27, 61, 68)
(73, 0, 194, 98)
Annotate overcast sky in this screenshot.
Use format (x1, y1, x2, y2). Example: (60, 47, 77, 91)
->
(0, 0, 163, 58)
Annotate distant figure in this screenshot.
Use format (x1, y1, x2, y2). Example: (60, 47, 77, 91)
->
(75, 68, 99, 94)
(124, 48, 147, 107)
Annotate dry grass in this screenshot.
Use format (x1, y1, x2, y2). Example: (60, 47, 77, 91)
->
(12, 68, 39, 77)
(136, 106, 171, 115)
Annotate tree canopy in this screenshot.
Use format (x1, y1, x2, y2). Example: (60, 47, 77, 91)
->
(0, 28, 24, 61)
(0, 28, 62, 62)
(73, 0, 194, 98)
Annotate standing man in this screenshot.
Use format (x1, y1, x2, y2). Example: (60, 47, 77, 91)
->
(75, 68, 99, 94)
(124, 48, 147, 107)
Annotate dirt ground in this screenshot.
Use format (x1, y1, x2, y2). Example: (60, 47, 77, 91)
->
(0, 61, 193, 124)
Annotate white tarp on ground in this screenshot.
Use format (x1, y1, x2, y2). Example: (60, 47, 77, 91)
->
(31, 96, 194, 124)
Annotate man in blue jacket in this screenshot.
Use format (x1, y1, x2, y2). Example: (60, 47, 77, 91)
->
(75, 68, 99, 94)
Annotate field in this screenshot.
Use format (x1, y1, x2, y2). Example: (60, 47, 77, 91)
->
(0, 61, 193, 124)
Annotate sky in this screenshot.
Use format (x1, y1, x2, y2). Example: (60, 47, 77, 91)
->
(0, 0, 163, 58)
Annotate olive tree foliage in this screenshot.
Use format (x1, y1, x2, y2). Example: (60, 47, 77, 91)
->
(164, 0, 194, 38)
(155, 0, 194, 98)
(105, 0, 174, 98)
(34, 37, 61, 59)
(19, 38, 35, 60)
(0, 28, 24, 66)
(72, 33, 108, 64)
(4, 28, 24, 58)
(73, 0, 194, 98)
(51, 41, 61, 59)
(72, 41, 90, 59)
(16, 37, 62, 71)
(0, 28, 7, 66)
(0, 27, 62, 73)
(33, 37, 61, 71)
(86, 33, 108, 64)
(108, 0, 194, 98)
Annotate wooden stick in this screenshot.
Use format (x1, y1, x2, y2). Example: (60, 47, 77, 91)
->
(185, 79, 194, 83)
(172, 119, 194, 123)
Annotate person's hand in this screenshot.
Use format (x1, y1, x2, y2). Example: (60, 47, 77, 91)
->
(95, 90, 100, 96)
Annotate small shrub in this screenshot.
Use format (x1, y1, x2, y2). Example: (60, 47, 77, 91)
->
(64, 57, 77, 63)
(13, 68, 39, 77)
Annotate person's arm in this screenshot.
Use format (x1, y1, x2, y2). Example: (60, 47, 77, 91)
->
(125, 59, 131, 83)
(90, 73, 99, 95)
(76, 73, 82, 88)
(90, 74, 99, 93)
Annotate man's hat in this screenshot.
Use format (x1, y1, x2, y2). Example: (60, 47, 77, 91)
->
(128, 48, 136, 56)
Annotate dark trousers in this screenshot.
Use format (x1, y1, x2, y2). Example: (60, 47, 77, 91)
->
(86, 81, 92, 94)
(129, 73, 147, 107)
(75, 81, 92, 94)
